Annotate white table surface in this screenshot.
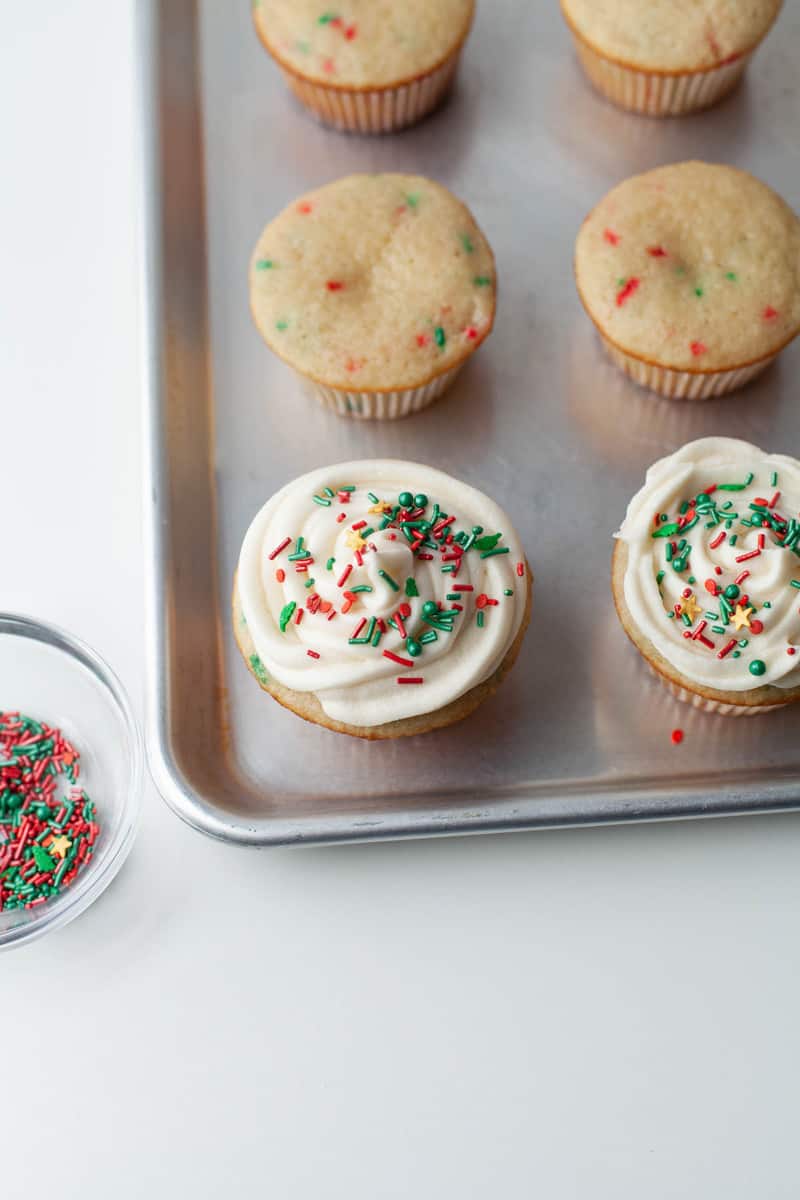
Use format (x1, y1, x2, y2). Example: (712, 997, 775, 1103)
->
(3, 4, 800, 1196)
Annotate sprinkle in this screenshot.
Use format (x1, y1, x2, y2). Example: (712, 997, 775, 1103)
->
(481, 546, 510, 560)
(268, 537, 291, 561)
(726, 272, 737, 281)
(671, 729, 684, 745)
(460, 234, 475, 253)
(616, 277, 640, 306)
(279, 602, 296, 632)
(416, 333, 431, 347)
(604, 229, 620, 246)
(749, 660, 767, 677)
(344, 23, 357, 39)
(397, 677, 424, 685)
(255, 259, 274, 270)
(473, 276, 492, 287)
(516, 561, 525, 577)
(294, 606, 304, 625)
(405, 578, 419, 597)
(694, 287, 704, 298)
(312, 495, 331, 506)
(434, 326, 446, 349)
(735, 549, 761, 563)
(709, 531, 726, 550)
(647, 246, 668, 258)
(771, 471, 779, 487)
(476, 611, 485, 628)
(326, 557, 335, 571)
(317, 11, 339, 23)
(690, 341, 707, 357)
(718, 639, 737, 660)
(307, 650, 320, 659)
(326, 280, 344, 291)
(275, 568, 285, 583)
(322, 57, 336, 73)
(297, 202, 313, 215)
(378, 569, 399, 592)
(383, 650, 414, 668)
(336, 564, 352, 588)
(463, 326, 479, 341)
(791, 581, 800, 590)
(349, 585, 373, 594)
(763, 306, 779, 320)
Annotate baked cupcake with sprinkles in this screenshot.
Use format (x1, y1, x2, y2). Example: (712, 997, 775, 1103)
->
(560, 0, 783, 117)
(234, 461, 532, 739)
(250, 173, 496, 419)
(575, 162, 800, 399)
(614, 438, 800, 715)
(252, 0, 474, 133)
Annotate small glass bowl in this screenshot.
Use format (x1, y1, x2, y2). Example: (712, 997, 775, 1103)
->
(0, 613, 142, 950)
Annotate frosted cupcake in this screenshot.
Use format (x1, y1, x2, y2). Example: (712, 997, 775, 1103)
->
(614, 438, 800, 715)
(574, 162, 800, 399)
(234, 461, 532, 739)
(560, 0, 783, 117)
(250, 174, 496, 419)
(252, 0, 475, 133)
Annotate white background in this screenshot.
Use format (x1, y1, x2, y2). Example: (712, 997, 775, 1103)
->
(2, 4, 799, 1196)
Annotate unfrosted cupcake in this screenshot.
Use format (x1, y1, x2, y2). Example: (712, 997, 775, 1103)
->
(252, 0, 475, 133)
(574, 162, 800, 399)
(560, 0, 783, 116)
(613, 437, 800, 715)
(250, 173, 496, 419)
(234, 461, 532, 739)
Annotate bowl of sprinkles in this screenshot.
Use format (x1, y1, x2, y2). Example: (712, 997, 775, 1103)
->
(0, 614, 142, 949)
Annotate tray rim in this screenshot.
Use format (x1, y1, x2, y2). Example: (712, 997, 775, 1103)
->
(139, 0, 800, 847)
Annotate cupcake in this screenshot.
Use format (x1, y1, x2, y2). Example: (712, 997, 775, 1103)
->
(574, 162, 800, 399)
(560, 0, 783, 117)
(234, 461, 532, 739)
(252, 0, 475, 133)
(613, 437, 800, 715)
(250, 174, 496, 419)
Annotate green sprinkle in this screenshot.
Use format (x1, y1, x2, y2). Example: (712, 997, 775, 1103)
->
(378, 569, 399, 592)
(791, 581, 800, 590)
(763, 601, 772, 609)
(712, 626, 726, 635)
(504, 588, 514, 597)
(718, 482, 746, 491)
(323, 486, 334, 498)
(275, 319, 289, 331)
(476, 611, 485, 628)
(279, 602, 296, 632)
(652, 523, 680, 539)
(771, 471, 778, 487)
(404, 193, 420, 209)
(367, 492, 379, 504)
(32, 846, 55, 872)
(745, 473, 754, 485)
(705, 611, 719, 621)
(405, 577, 419, 597)
(688, 576, 696, 586)
(371, 625, 383, 648)
(419, 630, 438, 645)
(473, 276, 492, 287)
(694, 286, 704, 298)
(255, 259, 274, 271)
(441, 564, 457, 573)
(317, 11, 339, 23)
(749, 659, 767, 677)
(447, 594, 462, 601)
(326, 557, 335, 570)
(481, 546, 510, 560)
(249, 654, 269, 685)
(349, 585, 373, 594)
(729, 534, 738, 546)
(474, 532, 502, 552)
(460, 233, 474, 253)
(739, 639, 749, 648)
(726, 271, 737, 281)
(304, 578, 315, 589)
(312, 495, 331, 506)
(732, 651, 741, 658)
(656, 570, 665, 585)
(434, 326, 446, 349)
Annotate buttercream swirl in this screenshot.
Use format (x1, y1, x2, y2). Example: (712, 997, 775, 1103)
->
(238, 461, 528, 726)
(617, 438, 800, 691)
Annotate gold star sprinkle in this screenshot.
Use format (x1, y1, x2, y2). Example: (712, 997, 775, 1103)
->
(345, 530, 367, 552)
(368, 500, 393, 516)
(47, 835, 72, 859)
(678, 592, 701, 622)
(732, 604, 754, 631)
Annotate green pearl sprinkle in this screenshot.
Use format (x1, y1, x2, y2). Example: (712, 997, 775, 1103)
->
(406, 639, 422, 658)
(398, 491, 413, 507)
(414, 493, 428, 508)
(749, 660, 767, 677)
(724, 584, 740, 600)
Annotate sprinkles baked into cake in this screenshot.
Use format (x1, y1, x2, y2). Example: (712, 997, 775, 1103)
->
(560, 0, 783, 116)
(250, 173, 496, 419)
(234, 461, 532, 738)
(613, 438, 800, 715)
(252, 0, 475, 132)
(575, 162, 800, 399)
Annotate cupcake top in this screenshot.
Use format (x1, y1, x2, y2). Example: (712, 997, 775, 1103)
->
(237, 461, 528, 727)
(575, 162, 800, 373)
(561, 0, 782, 73)
(617, 437, 800, 692)
(253, 0, 475, 88)
(250, 174, 496, 392)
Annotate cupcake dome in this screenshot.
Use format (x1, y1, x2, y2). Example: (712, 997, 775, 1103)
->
(575, 162, 800, 390)
(253, 0, 475, 88)
(250, 174, 496, 397)
(235, 461, 531, 737)
(561, 0, 782, 73)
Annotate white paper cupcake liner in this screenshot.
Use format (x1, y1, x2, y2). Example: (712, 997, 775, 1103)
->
(297, 362, 464, 420)
(279, 53, 460, 134)
(599, 335, 775, 399)
(572, 37, 750, 117)
(649, 666, 788, 716)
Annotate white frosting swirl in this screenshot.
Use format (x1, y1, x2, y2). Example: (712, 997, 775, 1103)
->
(617, 438, 800, 691)
(238, 461, 528, 726)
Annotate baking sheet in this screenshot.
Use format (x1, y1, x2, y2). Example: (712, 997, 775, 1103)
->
(141, 0, 800, 845)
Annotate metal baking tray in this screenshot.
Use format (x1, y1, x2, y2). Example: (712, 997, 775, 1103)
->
(140, 0, 800, 845)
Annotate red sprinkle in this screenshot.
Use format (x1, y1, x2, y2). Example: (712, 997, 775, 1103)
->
(416, 333, 431, 347)
(383, 651, 414, 668)
(604, 229, 620, 246)
(704, 579, 720, 596)
(337, 564, 353, 588)
(647, 246, 668, 258)
(671, 729, 684, 745)
(463, 326, 479, 341)
(735, 549, 761, 563)
(326, 280, 345, 291)
(516, 561, 525, 577)
(616, 277, 640, 306)
(709, 531, 726, 550)
(275, 568, 285, 583)
(734, 570, 750, 586)
(788, 648, 797, 656)
(750, 620, 764, 635)
(344, 24, 357, 39)
(268, 537, 291, 561)
(307, 650, 320, 659)
(690, 341, 707, 357)
(294, 607, 304, 626)
(322, 57, 336, 74)
(397, 677, 424, 685)
(763, 306, 779, 320)
(718, 639, 737, 660)
(297, 202, 313, 215)
(398, 603, 412, 619)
